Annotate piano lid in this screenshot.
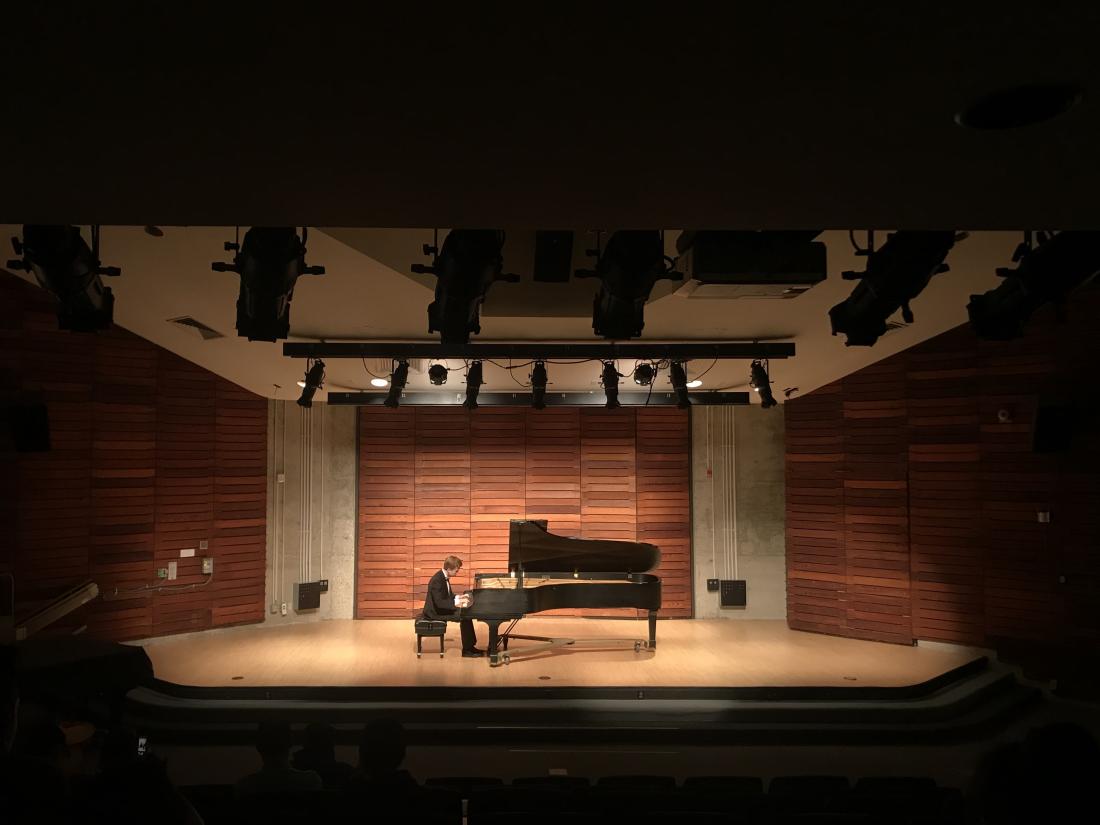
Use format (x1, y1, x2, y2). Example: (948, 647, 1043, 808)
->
(508, 519, 660, 574)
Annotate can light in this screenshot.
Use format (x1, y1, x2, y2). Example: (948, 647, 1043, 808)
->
(370, 377, 389, 388)
(686, 379, 703, 388)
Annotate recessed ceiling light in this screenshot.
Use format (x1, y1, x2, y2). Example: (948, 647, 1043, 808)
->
(686, 379, 703, 388)
(370, 377, 389, 388)
(955, 83, 1082, 130)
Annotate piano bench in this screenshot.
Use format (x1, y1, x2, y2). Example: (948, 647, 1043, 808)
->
(414, 618, 448, 658)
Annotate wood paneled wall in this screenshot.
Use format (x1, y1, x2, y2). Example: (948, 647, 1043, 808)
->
(786, 292, 1100, 652)
(0, 272, 267, 641)
(357, 406, 691, 619)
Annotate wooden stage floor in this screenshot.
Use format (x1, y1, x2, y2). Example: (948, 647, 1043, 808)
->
(137, 619, 983, 690)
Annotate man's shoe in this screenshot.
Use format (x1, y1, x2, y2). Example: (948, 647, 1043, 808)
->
(462, 649, 485, 658)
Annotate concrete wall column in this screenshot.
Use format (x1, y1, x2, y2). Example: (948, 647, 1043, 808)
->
(264, 400, 357, 624)
(692, 406, 786, 619)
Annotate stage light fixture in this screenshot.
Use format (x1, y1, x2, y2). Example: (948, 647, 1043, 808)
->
(530, 361, 548, 410)
(463, 361, 484, 409)
(414, 230, 519, 344)
(212, 227, 324, 342)
(669, 361, 691, 409)
(296, 360, 325, 408)
(7, 225, 121, 331)
(600, 361, 622, 408)
(384, 361, 409, 408)
(967, 231, 1100, 340)
(576, 230, 682, 339)
(750, 360, 778, 408)
(829, 230, 963, 346)
(428, 364, 448, 385)
(632, 363, 655, 386)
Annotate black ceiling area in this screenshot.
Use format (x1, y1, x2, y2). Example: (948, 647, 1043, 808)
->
(4, 5, 1100, 229)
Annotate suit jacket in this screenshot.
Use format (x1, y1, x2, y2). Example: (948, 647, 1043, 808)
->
(421, 569, 456, 620)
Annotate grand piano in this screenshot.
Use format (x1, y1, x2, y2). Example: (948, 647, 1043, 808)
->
(455, 519, 661, 665)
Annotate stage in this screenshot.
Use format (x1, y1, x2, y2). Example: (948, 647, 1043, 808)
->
(135, 618, 983, 689)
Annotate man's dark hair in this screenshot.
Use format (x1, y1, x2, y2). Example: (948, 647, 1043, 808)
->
(255, 721, 293, 761)
(358, 718, 406, 776)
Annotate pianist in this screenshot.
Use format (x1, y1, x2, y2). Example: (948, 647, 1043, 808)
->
(422, 555, 483, 658)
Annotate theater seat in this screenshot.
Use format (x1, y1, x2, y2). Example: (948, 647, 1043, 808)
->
(425, 776, 504, 796)
(682, 776, 764, 795)
(597, 774, 678, 789)
(767, 776, 851, 815)
(512, 775, 591, 788)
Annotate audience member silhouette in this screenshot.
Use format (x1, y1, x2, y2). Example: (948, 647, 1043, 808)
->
(235, 720, 323, 797)
(291, 721, 356, 790)
(352, 717, 417, 789)
(82, 726, 204, 825)
(0, 657, 69, 824)
(972, 722, 1100, 824)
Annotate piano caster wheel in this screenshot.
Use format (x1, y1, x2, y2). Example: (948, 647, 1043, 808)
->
(634, 641, 641, 653)
(503, 655, 511, 665)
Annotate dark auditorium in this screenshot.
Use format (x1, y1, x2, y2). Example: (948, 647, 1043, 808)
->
(3, 6, 1100, 825)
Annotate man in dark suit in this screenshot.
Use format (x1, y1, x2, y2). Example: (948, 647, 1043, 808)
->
(422, 555, 483, 657)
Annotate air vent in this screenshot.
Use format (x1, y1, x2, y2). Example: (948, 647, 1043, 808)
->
(366, 357, 427, 374)
(167, 316, 225, 340)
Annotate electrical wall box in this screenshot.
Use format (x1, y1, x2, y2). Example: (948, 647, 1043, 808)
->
(167, 561, 178, 580)
(202, 557, 214, 575)
(179, 548, 195, 558)
(296, 581, 323, 610)
(198, 539, 209, 550)
(156, 568, 168, 579)
(277, 473, 286, 484)
(319, 579, 329, 593)
(720, 579, 747, 607)
(706, 578, 720, 592)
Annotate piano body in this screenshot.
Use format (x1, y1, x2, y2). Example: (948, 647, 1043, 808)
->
(455, 519, 661, 665)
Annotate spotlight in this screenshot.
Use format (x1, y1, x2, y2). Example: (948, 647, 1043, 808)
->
(296, 360, 325, 408)
(414, 230, 519, 344)
(600, 362, 622, 408)
(370, 377, 389, 388)
(669, 361, 691, 409)
(576, 231, 681, 339)
(463, 361, 484, 409)
(750, 360, 777, 409)
(829, 231, 963, 346)
(686, 379, 703, 388)
(530, 361, 548, 410)
(7, 225, 120, 331)
(632, 363, 655, 386)
(384, 361, 409, 408)
(428, 364, 448, 385)
(212, 227, 324, 342)
(968, 231, 1100, 340)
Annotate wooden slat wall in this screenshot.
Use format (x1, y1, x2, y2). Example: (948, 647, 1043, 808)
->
(1, 272, 267, 641)
(786, 292, 1100, 652)
(356, 406, 692, 619)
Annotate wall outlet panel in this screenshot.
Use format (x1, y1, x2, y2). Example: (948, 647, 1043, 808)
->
(202, 557, 214, 575)
(179, 548, 195, 558)
(720, 579, 747, 607)
(167, 561, 178, 581)
(198, 539, 209, 550)
(706, 578, 720, 592)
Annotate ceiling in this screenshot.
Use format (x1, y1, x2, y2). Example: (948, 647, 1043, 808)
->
(2, 225, 1018, 401)
(2, 6, 1100, 229)
(2, 6, 1093, 400)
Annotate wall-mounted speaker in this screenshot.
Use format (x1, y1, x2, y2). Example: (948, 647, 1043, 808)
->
(1033, 403, 1074, 453)
(720, 579, 747, 607)
(10, 403, 51, 452)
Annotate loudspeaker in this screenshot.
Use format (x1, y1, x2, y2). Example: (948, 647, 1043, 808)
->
(10, 403, 51, 452)
(1033, 404, 1074, 453)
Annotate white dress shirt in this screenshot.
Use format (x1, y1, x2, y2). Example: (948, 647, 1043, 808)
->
(442, 568, 461, 606)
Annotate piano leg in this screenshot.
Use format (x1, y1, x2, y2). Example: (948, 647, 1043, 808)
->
(648, 610, 658, 650)
(486, 621, 503, 666)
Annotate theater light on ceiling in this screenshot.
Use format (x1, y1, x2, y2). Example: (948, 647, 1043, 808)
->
(296, 359, 325, 408)
(384, 360, 409, 408)
(7, 225, 121, 332)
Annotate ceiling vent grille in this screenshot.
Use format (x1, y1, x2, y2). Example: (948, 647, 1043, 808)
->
(167, 316, 225, 340)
